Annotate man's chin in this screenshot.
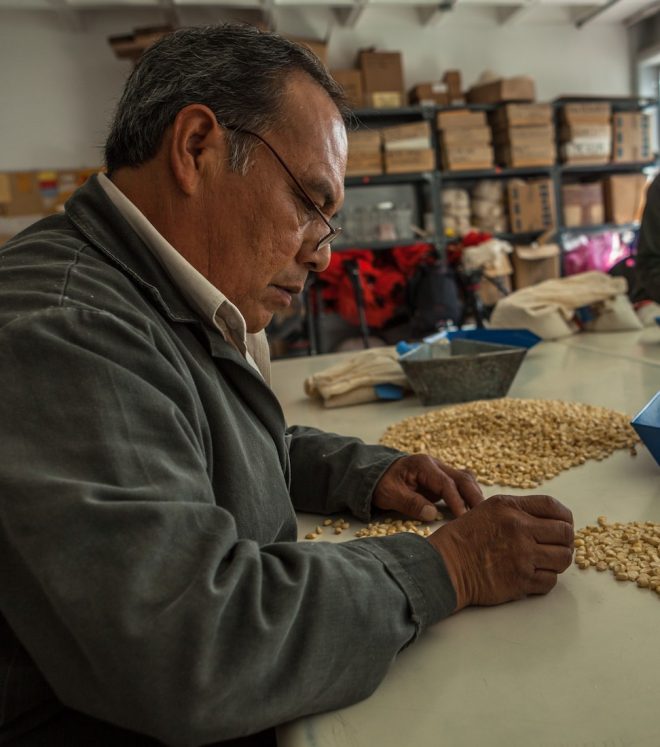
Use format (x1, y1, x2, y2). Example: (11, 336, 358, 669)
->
(245, 310, 273, 335)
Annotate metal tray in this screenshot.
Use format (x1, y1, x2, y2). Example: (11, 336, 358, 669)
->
(399, 339, 528, 406)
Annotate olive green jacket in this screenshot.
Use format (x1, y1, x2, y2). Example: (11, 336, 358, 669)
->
(0, 176, 455, 746)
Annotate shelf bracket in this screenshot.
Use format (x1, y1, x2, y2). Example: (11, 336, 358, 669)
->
(497, 1, 538, 26)
(416, 1, 457, 26)
(334, 1, 368, 29)
(574, 0, 623, 28)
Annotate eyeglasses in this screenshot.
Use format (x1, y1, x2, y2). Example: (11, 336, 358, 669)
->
(223, 125, 342, 251)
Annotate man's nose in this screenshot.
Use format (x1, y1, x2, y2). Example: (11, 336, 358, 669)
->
(298, 239, 331, 274)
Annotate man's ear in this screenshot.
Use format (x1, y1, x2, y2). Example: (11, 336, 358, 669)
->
(169, 104, 226, 196)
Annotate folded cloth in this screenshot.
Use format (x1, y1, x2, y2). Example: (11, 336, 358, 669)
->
(489, 271, 636, 339)
(304, 347, 409, 408)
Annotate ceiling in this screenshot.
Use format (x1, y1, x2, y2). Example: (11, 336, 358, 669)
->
(1, 0, 659, 28)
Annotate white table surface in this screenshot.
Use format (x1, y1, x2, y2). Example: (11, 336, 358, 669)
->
(272, 332, 660, 747)
(558, 325, 660, 367)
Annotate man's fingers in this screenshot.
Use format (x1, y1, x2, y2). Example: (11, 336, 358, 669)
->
(515, 494, 574, 525)
(533, 544, 574, 573)
(437, 462, 484, 508)
(411, 461, 467, 516)
(532, 518, 574, 547)
(528, 569, 559, 595)
(395, 487, 439, 522)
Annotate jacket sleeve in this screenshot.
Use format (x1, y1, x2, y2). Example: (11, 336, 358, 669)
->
(637, 174, 660, 304)
(0, 307, 456, 747)
(286, 424, 405, 520)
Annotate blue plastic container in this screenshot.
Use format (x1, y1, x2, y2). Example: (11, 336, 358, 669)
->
(631, 392, 660, 467)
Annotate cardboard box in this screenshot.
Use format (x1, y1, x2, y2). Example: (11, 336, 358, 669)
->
(347, 129, 381, 150)
(347, 129, 382, 175)
(611, 112, 652, 163)
(359, 50, 404, 105)
(496, 142, 555, 168)
(437, 109, 487, 130)
(492, 103, 552, 128)
(346, 151, 383, 176)
(493, 124, 554, 147)
(467, 76, 535, 105)
(369, 92, 404, 108)
(331, 69, 363, 108)
(560, 141, 611, 164)
(559, 123, 611, 142)
(441, 145, 494, 171)
(381, 121, 431, 149)
(408, 82, 449, 106)
(289, 36, 328, 66)
(478, 253, 513, 306)
(0, 172, 44, 216)
(604, 174, 648, 224)
(108, 25, 173, 61)
(443, 70, 462, 101)
(441, 127, 491, 147)
(511, 243, 561, 289)
(384, 148, 435, 174)
(562, 182, 605, 227)
(560, 103, 611, 125)
(507, 178, 556, 233)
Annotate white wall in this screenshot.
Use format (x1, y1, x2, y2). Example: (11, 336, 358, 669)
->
(0, 6, 633, 171)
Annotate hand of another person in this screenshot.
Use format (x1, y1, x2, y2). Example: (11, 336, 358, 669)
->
(373, 454, 484, 522)
(428, 494, 574, 611)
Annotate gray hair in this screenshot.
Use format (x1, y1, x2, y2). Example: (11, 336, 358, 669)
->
(104, 24, 349, 174)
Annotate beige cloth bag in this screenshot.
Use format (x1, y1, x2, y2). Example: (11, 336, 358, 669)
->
(490, 271, 641, 339)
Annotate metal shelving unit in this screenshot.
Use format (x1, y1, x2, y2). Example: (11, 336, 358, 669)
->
(339, 96, 659, 258)
(277, 96, 659, 357)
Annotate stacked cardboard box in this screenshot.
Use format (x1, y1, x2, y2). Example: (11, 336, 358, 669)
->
(604, 174, 648, 224)
(506, 178, 556, 233)
(559, 103, 611, 165)
(108, 25, 174, 62)
(331, 69, 363, 108)
(491, 104, 555, 168)
(467, 76, 535, 105)
(562, 182, 605, 227)
(437, 109, 493, 171)
(443, 71, 463, 104)
(381, 122, 434, 174)
(408, 71, 462, 106)
(511, 241, 561, 290)
(358, 50, 404, 108)
(409, 82, 449, 106)
(346, 130, 383, 176)
(611, 112, 652, 163)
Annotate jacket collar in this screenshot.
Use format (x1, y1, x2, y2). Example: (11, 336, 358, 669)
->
(65, 174, 200, 325)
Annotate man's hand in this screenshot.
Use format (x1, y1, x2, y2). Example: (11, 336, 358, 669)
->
(428, 494, 574, 611)
(373, 454, 484, 522)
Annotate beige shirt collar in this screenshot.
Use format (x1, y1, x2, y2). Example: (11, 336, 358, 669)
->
(97, 173, 271, 384)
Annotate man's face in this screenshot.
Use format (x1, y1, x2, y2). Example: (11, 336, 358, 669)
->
(201, 73, 347, 333)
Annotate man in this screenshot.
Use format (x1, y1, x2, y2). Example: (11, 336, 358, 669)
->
(636, 173, 660, 304)
(0, 24, 574, 747)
